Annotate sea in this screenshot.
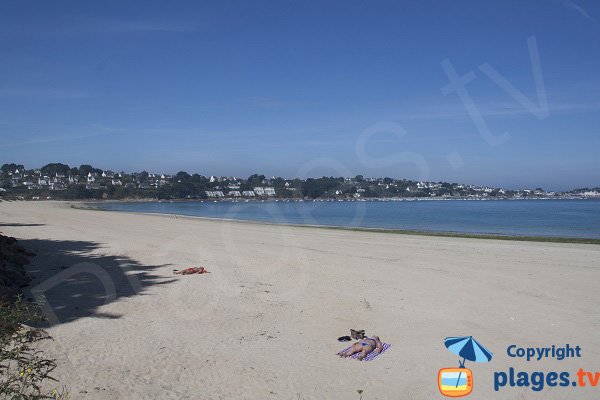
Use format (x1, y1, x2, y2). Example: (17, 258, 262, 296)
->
(94, 199, 600, 239)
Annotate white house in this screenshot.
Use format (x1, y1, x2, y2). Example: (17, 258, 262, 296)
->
(242, 191, 255, 197)
(11, 171, 23, 180)
(583, 190, 600, 197)
(205, 190, 225, 198)
(253, 187, 265, 195)
(228, 190, 241, 197)
(264, 187, 276, 196)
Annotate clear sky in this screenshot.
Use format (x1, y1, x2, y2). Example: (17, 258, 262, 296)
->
(0, 0, 598, 190)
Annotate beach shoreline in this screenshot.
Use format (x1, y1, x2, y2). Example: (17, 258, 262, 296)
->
(1, 201, 599, 399)
(74, 201, 600, 245)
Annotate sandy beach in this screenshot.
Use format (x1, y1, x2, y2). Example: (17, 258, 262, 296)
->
(1, 200, 599, 399)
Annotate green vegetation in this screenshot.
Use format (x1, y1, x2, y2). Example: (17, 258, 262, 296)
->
(0, 298, 69, 399)
(301, 177, 344, 198)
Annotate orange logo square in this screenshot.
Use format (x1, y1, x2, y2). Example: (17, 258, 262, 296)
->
(438, 368, 473, 397)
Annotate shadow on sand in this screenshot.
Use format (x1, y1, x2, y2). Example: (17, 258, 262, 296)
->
(0, 223, 46, 227)
(19, 238, 175, 326)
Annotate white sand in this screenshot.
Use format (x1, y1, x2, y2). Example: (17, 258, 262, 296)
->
(1, 201, 599, 399)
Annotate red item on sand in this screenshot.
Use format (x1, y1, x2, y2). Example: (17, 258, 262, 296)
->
(174, 267, 210, 275)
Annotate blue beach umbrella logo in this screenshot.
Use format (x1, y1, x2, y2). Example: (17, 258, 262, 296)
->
(444, 336, 493, 366)
(438, 336, 493, 397)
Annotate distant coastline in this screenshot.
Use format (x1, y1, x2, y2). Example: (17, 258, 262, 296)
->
(2, 162, 599, 202)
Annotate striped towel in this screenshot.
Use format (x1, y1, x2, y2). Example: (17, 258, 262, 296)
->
(338, 343, 392, 362)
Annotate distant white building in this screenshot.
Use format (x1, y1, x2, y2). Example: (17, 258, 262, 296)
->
(264, 187, 276, 196)
(253, 187, 265, 195)
(583, 190, 600, 197)
(205, 190, 224, 198)
(242, 191, 255, 197)
(228, 190, 241, 197)
(11, 171, 23, 180)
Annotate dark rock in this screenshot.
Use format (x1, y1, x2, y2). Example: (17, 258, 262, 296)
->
(0, 234, 33, 302)
(5, 253, 30, 266)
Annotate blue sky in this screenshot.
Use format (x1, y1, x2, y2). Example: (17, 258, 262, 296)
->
(0, 0, 598, 190)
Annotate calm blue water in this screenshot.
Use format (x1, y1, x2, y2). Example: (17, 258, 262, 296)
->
(94, 199, 600, 239)
(441, 377, 467, 387)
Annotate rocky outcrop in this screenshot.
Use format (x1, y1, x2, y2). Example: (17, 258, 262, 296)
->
(0, 234, 34, 301)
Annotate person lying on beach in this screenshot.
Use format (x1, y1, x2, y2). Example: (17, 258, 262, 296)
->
(337, 335, 383, 360)
(173, 267, 210, 275)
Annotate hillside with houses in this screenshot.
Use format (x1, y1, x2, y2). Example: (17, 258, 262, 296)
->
(1, 162, 599, 201)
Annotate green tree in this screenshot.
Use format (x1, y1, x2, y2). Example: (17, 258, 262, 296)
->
(40, 163, 71, 177)
(1, 164, 25, 176)
(247, 174, 266, 187)
(301, 177, 342, 198)
(78, 165, 101, 177)
(175, 171, 191, 182)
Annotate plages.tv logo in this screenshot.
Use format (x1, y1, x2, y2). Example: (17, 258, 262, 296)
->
(438, 336, 493, 397)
